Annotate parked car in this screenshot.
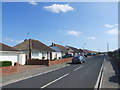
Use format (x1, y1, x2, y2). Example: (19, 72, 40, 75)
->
(72, 55, 85, 64)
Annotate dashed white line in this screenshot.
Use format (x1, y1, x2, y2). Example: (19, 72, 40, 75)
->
(74, 65, 83, 71)
(41, 73, 69, 88)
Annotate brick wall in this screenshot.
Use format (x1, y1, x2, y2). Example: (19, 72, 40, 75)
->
(49, 58, 72, 66)
(27, 59, 49, 66)
(27, 58, 72, 66)
(0, 65, 19, 76)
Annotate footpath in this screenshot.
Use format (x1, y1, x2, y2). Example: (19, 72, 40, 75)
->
(101, 55, 120, 89)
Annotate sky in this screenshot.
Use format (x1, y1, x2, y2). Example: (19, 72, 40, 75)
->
(2, 2, 118, 52)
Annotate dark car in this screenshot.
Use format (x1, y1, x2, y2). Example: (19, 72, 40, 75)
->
(72, 55, 85, 64)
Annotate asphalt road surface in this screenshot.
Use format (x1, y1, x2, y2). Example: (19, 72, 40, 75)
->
(3, 55, 104, 88)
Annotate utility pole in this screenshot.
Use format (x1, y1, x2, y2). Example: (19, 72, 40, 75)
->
(29, 39, 32, 60)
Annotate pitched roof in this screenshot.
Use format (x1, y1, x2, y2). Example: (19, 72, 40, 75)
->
(14, 39, 55, 52)
(66, 46, 80, 53)
(50, 43, 68, 53)
(0, 43, 19, 51)
(49, 46, 62, 52)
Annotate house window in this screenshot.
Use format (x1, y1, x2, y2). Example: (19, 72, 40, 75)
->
(32, 52, 39, 57)
(42, 52, 46, 57)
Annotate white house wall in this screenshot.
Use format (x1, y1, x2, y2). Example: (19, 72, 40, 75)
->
(18, 54, 26, 65)
(52, 52, 62, 60)
(52, 52, 56, 60)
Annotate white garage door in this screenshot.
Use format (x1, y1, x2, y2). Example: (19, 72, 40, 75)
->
(0, 54, 18, 66)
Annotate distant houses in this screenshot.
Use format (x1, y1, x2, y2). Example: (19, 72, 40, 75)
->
(66, 46, 81, 57)
(49, 43, 69, 57)
(0, 43, 26, 66)
(0, 38, 97, 66)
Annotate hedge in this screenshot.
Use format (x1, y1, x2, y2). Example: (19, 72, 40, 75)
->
(0, 61, 12, 67)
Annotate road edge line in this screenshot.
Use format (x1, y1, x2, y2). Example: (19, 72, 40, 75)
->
(94, 58, 105, 89)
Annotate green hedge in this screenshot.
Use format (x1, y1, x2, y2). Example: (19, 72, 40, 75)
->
(62, 55, 70, 58)
(0, 61, 12, 67)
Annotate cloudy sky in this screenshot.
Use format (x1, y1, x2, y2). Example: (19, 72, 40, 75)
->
(2, 2, 118, 52)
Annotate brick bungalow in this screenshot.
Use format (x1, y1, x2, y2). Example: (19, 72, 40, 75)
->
(14, 39, 55, 62)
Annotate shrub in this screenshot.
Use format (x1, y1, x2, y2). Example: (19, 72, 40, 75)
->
(0, 61, 12, 67)
(54, 58, 57, 60)
(62, 55, 70, 58)
(42, 57, 45, 60)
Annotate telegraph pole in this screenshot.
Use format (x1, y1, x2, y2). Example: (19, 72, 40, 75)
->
(29, 39, 32, 60)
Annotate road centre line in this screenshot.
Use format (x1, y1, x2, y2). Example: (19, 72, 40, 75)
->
(41, 73, 69, 88)
(74, 65, 83, 71)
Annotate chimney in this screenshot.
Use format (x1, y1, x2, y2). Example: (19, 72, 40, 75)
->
(52, 43, 55, 46)
(24, 39, 27, 42)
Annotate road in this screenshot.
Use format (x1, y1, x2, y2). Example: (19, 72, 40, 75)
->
(3, 55, 104, 88)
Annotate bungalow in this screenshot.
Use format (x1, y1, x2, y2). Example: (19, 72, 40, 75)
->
(0, 43, 26, 66)
(49, 46, 62, 60)
(14, 39, 55, 61)
(49, 43, 69, 57)
(66, 46, 81, 57)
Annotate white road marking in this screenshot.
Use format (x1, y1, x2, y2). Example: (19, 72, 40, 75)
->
(66, 64, 70, 67)
(94, 58, 105, 89)
(74, 65, 83, 71)
(99, 59, 105, 88)
(62, 65, 66, 67)
(41, 73, 69, 88)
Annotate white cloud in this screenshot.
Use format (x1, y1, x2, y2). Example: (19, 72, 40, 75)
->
(43, 4, 74, 13)
(104, 24, 114, 28)
(3, 38, 23, 43)
(87, 36, 96, 40)
(105, 28, 118, 35)
(28, 0, 37, 5)
(66, 30, 81, 36)
(115, 24, 118, 26)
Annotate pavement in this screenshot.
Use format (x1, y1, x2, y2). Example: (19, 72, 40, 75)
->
(101, 55, 119, 89)
(2, 55, 104, 88)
